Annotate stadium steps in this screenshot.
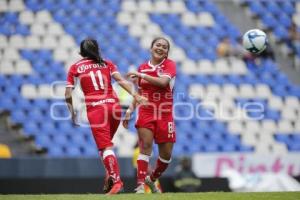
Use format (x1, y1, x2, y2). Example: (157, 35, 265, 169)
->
(0, 111, 46, 156)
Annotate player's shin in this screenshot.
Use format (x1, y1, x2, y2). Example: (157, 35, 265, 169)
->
(150, 156, 171, 181)
(102, 149, 121, 184)
(137, 153, 150, 185)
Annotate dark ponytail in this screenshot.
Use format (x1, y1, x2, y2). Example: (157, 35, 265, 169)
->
(79, 38, 105, 66)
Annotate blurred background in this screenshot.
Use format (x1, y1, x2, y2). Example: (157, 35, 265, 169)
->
(0, 0, 300, 194)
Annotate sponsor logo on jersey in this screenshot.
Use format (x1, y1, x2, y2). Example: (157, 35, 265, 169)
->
(77, 63, 107, 73)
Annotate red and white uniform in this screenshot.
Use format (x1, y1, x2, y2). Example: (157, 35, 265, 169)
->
(66, 58, 121, 150)
(135, 58, 176, 143)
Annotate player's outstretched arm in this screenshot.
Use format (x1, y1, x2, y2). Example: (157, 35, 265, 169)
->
(112, 72, 147, 105)
(126, 71, 170, 88)
(122, 99, 136, 129)
(65, 87, 79, 126)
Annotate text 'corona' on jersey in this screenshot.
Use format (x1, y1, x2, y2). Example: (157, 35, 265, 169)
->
(77, 63, 107, 74)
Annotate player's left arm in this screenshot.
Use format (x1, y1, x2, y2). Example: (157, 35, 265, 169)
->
(122, 98, 137, 129)
(65, 65, 79, 126)
(134, 73, 171, 88)
(127, 61, 176, 88)
(112, 72, 148, 105)
(65, 87, 78, 126)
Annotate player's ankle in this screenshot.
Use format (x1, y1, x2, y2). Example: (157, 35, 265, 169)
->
(149, 175, 156, 182)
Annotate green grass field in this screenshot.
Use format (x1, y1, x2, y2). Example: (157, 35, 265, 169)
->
(0, 192, 299, 200)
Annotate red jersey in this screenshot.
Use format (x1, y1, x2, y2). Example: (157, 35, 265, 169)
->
(138, 58, 176, 112)
(66, 58, 119, 109)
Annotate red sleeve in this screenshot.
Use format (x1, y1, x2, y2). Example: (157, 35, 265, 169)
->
(107, 60, 119, 75)
(66, 64, 77, 88)
(161, 60, 176, 79)
(137, 64, 143, 88)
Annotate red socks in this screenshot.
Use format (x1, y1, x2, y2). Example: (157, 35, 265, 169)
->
(137, 154, 150, 185)
(102, 150, 121, 183)
(150, 156, 171, 181)
(137, 154, 172, 184)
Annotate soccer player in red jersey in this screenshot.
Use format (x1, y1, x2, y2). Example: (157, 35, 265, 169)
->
(124, 37, 176, 193)
(65, 38, 147, 195)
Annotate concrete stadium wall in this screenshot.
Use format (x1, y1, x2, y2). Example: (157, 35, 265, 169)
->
(0, 157, 230, 194)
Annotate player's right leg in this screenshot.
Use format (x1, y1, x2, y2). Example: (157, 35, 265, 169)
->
(87, 107, 123, 195)
(146, 115, 175, 193)
(134, 127, 154, 193)
(101, 148, 124, 195)
(102, 170, 113, 193)
(145, 175, 162, 193)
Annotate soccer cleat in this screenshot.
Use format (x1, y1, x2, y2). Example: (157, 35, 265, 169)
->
(134, 184, 145, 194)
(103, 175, 114, 193)
(106, 182, 124, 195)
(145, 176, 161, 193)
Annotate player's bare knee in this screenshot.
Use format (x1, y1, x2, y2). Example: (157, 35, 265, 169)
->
(165, 154, 172, 161)
(141, 142, 152, 152)
(159, 151, 172, 161)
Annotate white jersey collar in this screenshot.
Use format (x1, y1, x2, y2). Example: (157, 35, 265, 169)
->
(148, 59, 165, 68)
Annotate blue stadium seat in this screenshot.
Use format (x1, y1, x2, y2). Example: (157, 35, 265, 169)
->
(173, 144, 188, 156)
(265, 2, 281, 16)
(47, 145, 65, 157)
(222, 134, 239, 145)
(226, 75, 244, 85)
(221, 143, 237, 152)
(25, 0, 43, 11)
(10, 110, 27, 123)
(288, 143, 300, 151)
(71, 134, 86, 146)
(20, 50, 36, 61)
(273, 26, 289, 40)
(44, 0, 56, 11)
(265, 109, 281, 121)
(278, 13, 292, 28)
(249, 1, 265, 16)
(185, 0, 204, 13)
(31, 100, 49, 110)
(82, 146, 98, 156)
(192, 132, 207, 141)
(27, 108, 46, 121)
(291, 134, 300, 142)
(262, 14, 277, 29)
(272, 85, 289, 97)
(208, 131, 224, 144)
(281, 1, 294, 15)
(23, 122, 39, 135)
(57, 121, 73, 132)
(35, 134, 52, 147)
(66, 146, 83, 157)
(237, 145, 253, 152)
(275, 134, 290, 143)
(211, 122, 227, 132)
(204, 143, 219, 152)
(40, 121, 56, 133)
(53, 134, 69, 146)
(16, 24, 30, 36)
(0, 97, 15, 111)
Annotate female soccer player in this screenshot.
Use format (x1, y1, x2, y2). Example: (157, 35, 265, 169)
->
(124, 37, 176, 193)
(65, 38, 147, 195)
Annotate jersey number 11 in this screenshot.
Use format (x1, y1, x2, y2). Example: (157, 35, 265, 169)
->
(90, 70, 104, 90)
